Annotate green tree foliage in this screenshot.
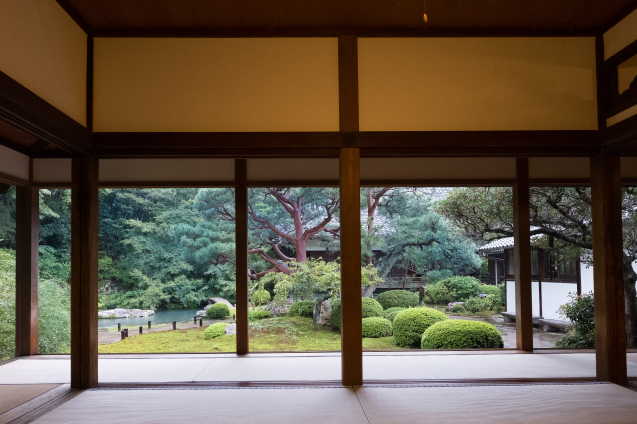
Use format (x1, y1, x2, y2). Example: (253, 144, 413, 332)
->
(555, 292, 595, 348)
(38, 279, 71, 354)
(421, 320, 503, 349)
(437, 186, 637, 345)
(0, 248, 16, 360)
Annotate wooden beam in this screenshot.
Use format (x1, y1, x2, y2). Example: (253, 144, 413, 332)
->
(513, 158, 533, 352)
(55, 0, 93, 35)
(71, 155, 99, 389)
(235, 159, 249, 355)
(590, 153, 627, 385)
(15, 186, 39, 356)
(339, 36, 359, 133)
(603, 113, 637, 153)
(86, 36, 94, 132)
(0, 71, 91, 154)
(340, 148, 362, 386)
(598, 0, 637, 34)
(596, 35, 608, 132)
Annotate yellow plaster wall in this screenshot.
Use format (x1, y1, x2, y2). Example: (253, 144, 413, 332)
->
(94, 38, 339, 132)
(604, 8, 637, 59)
(0, 0, 87, 126)
(358, 38, 597, 131)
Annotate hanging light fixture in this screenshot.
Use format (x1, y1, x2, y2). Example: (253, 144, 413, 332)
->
(423, 0, 428, 23)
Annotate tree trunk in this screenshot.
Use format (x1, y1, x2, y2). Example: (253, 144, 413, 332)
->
(623, 255, 637, 347)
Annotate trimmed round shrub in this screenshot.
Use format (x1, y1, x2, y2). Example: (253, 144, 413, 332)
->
(362, 317, 393, 338)
(206, 303, 230, 319)
(248, 310, 272, 322)
(204, 322, 229, 340)
(452, 304, 465, 313)
(289, 300, 315, 318)
(331, 297, 383, 331)
(251, 288, 271, 306)
(377, 290, 419, 310)
(432, 276, 483, 304)
(392, 307, 449, 347)
(421, 320, 504, 349)
(362, 297, 383, 318)
(382, 307, 405, 323)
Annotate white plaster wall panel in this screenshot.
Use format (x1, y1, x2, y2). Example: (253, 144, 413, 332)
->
(604, 8, 637, 59)
(541, 282, 578, 320)
(621, 157, 637, 179)
(359, 38, 597, 131)
(532, 281, 540, 317)
(528, 158, 590, 180)
(32, 159, 72, 183)
(360, 158, 515, 181)
(0, 145, 29, 181)
(506, 280, 515, 313)
(607, 104, 637, 127)
(99, 159, 234, 182)
(94, 38, 339, 132)
(247, 159, 338, 182)
(580, 263, 594, 294)
(0, 0, 87, 126)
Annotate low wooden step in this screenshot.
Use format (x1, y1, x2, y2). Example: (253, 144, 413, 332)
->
(538, 318, 570, 333)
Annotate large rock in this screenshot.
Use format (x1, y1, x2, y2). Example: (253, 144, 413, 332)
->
(196, 310, 206, 317)
(445, 302, 466, 312)
(98, 308, 155, 319)
(224, 324, 237, 335)
(260, 303, 288, 316)
(313, 295, 332, 328)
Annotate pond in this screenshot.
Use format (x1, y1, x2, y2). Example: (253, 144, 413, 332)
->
(98, 308, 202, 328)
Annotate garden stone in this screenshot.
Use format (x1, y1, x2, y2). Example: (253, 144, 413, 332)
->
(98, 308, 155, 319)
(477, 293, 489, 298)
(196, 310, 206, 317)
(224, 324, 236, 335)
(261, 303, 288, 316)
(445, 302, 465, 312)
(313, 295, 332, 328)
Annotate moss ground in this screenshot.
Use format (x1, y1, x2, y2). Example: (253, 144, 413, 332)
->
(98, 316, 409, 353)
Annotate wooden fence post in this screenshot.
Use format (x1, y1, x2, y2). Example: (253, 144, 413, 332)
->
(235, 159, 249, 355)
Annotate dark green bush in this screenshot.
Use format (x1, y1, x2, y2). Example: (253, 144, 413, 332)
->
(289, 300, 315, 318)
(204, 322, 228, 340)
(452, 304, 465, 313)
(479, 285, 500, 297)
(362, 297, 383, 318)
(392, 307, 449, 347)
(555, 292, 594, 348)
(362, 317, 393, 338)
(331, 297, 383, 331)
(248, 310, 272, 322)
(431, 276, 483, 304)
(465, 295, 500, 313)
(206, 303, 230, 319)
(382, 307, 405, 323)
(422, 284, 435, 304)
(421, 320, 503, 349)
(377, 290, 419, 310)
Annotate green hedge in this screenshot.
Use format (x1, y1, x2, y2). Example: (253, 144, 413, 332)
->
(377, 290, 419, 310)
(393, 307, 449, 347)
(362, 297, 383, 318)
(248, 310, 272, 322)
(382, 307, 405, 323)
(452, 304, 465, 313)
(362, 317, 393, 338)
(330, 297, 383, 331)
(289, 300, 315, 318)
(421, 320, 503, 349)
(479, 285, 500, 297)
(206, 303, 230, 319)
(204, 322, 229, 340)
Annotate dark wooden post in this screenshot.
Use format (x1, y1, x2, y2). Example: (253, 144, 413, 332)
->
(117, 323, 121, 332)
(340, 148, 362, 386)
(71, 155, 99, 389)
(513, 158, 533, 351)
(15, 185, 39, 356)
(235, 159, 249, 355)
(590, 153, 627, 385)
(172, 321, 176, 330)
(199, 318, 202, 327)
(148, 321, 151, 329)
(139, 326, 142, 334)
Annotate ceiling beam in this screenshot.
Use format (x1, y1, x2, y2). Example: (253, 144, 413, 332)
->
(599, 0, 637, 34)
(0, 135, 29, 156)
(28, 139, 49, 155)
(55, 0, 93, 35)
(602, 113, 637, 152)
(0, 71, 91, 155)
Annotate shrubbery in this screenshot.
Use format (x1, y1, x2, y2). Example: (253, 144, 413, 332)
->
(248, 310, 272, 322)
(555, 292, 595, 348)
(251, 288, 271, 306)
(362, 317, 393, 338)
(331, 297, 384, 331)
(206, 303, 230, 319)
(377, 290, 418, 310)
(479, 285, 500, 297)
(421, 320, 503, 349)
(362, 297, 383, 318)
(392, 307, 449, 347)
(465, 295, 500, 313)
(382, 307, 405, 323)
(452, 304, 465, 313)
(204, 322, 228, 340)
(430, 276, 483, 304)
(289, 300, 315, 318)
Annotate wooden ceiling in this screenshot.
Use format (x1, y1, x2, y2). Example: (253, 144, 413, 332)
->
(63, 0, 636, 36)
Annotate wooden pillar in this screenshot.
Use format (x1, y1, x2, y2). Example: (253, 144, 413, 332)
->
(340, 148, 362, 386)
(235, 159, 249, 355)
(513, 158, 533, 351)
(15, 185, 39, 356)
(71, 155, 99, 389)
(590, 153, 627, 384)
